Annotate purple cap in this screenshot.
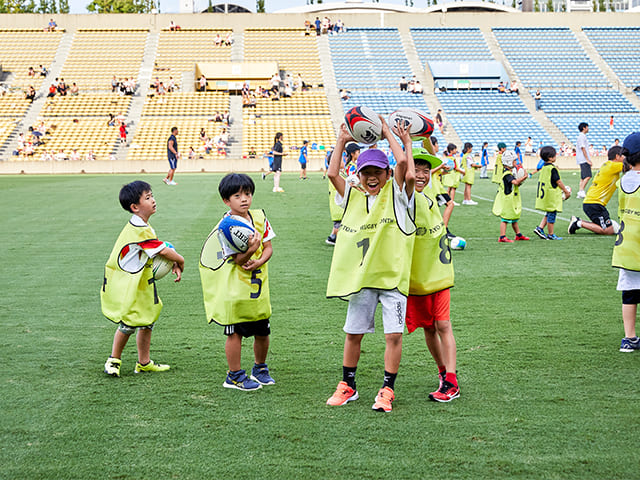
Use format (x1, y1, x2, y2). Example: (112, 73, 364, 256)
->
(356, 148, 389, 173)
(623, 132, 640, 156)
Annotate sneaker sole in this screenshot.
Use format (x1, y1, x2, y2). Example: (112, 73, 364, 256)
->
(223, 381, 262, 391)
(104, 370, 120, 377)
(619, 347, 639, 352)
(325, 240, 336, 246)
(327, 391, 359, 406)
(534, 230, 547, 239)
(372, 401, 392, 412)
(250, 374, 275, 385)
(429, 391, 460, 402)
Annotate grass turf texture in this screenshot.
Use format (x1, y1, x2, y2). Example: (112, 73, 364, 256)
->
(1, 172, 637, 479)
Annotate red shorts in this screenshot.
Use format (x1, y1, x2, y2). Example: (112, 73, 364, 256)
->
(406, 288, 451, 333)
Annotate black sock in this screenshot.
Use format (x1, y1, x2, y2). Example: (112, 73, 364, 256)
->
(383, 370, 397, 390)
(343, 366, 357, 389)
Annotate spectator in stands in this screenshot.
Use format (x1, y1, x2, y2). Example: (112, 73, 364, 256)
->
(200, 128, 207, 143)
(167, 77, 176, 93)
(70, 82, 79, 96)
(497, 81, 506, 93)
(304, 20, 312, 36)
(413, 81, 423, 94)
(39, 65, 48, 77)
(214, 33, 222, 47)
(157, 82, 166, 96)
(610, 115, 614, 130)
(108, 113, 116, 127)
(599, 145, 608, 156)
(614, 138, 620, 147)
(242, 81, 250, 97)
(223, 110, 230, 124)
(589, 144, 596, 158)
(315, 17, 321, 36)
(199, 75, 207, 92)
(169, 20, 181, 31)
(576, 122, 592, 198)
(55, 149, 67, 161)
(47, 19, 57, 32)
(525, 136, 534, 155)
(248, 146, 257, 159)
(28, 67, 36, 78)
(509, 80, 519, 94)
(270, 73, 280, 95)
(25, 85, 36, 102)
(399, 76, 408, 91)
(340, 89, 350, 100)
(188, 146, 196, 160)
(322, 17, 330, 35)
(86, 150, 95, 161)
(119, 122, 127, 144)
(336, 19, 344, 33)
(69, 149, 80, 161)
(534, 90, 542, 111)
(111, 76, 119, 93)
(46, 84, 56, 98)
(297, 73, 309, 90)
(224, 32, 233, 46)
(57, 78, 68, 96)
(283, 82, 293, 98)
(435, 109, 444, 133)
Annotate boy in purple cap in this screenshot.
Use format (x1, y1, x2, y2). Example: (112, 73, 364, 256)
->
(613, 132, 640, 352)
(325, 116, 415, 413)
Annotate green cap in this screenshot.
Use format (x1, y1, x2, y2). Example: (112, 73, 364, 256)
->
(412, 147, 442, 169)
(497, 142, 507, 149)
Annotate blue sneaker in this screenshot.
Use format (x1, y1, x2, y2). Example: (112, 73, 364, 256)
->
(620, 337, 640, 352)
(250, 363, 275, 385)
(223, 370, 262, 391)
(534, 226, 547, 239)
(546, 234, 563, 240)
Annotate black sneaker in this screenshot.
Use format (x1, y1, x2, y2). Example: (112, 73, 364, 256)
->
(326, 235, 336, 246)
(534, 226, 547, 239)
(568, 216, 580, 235)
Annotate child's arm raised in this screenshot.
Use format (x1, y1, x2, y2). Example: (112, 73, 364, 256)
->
(386, 117, 415, 194)
(327, 123, 352, 198)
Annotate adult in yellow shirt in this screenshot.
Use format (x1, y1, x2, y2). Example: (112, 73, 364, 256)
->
(569, 146, 624, 236)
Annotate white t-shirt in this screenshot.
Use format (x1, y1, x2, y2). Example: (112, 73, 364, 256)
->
(617, 170, 640, 290)
(335, 179, 413, 233)
(576, 132, 589, 165)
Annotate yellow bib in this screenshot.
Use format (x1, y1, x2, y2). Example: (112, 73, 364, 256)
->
(101, 221, 162, 327)
(492, 167, 521, 220)
(613, 180, 640, 271)
(327, 181, 415, 298)
(535, 163, 563, 213)
(409, 191, 455, 295)
(200, 209, 272, 325)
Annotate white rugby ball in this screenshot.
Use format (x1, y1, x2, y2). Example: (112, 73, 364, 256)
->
(152, 243, 175, 280)
(514, 167, 527, 180)
(450, 236, 466, 250)
(218, 214, 255, 253)
(344, 106, 382, 146)
(563, 185, 572, 200)
(388, 108, 434, 140)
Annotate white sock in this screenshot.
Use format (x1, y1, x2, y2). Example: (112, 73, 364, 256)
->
(577, 220, 582, 228)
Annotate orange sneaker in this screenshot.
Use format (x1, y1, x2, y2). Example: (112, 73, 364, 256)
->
(326, 381, 359, 406)
(372, 386, 395, 412)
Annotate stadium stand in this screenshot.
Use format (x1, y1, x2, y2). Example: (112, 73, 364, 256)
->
(411, 27, 493, 62)
(60, 29, 148, 90)
(154, 28, 232, 89)
(329, 28, 413, 89)
(547, 114, 640, 151)
(437, 90, 528, 114)
(583, 27, 640, 89)
(0, 92, 32, 118)
(40, 94, 131, 117)
(0, 29, 63, 90)
(493, 27, 609, 89)
(533, 89, 638, 113)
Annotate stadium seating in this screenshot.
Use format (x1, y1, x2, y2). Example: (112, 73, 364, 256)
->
(40, 94, 131, 117)
(0, 29, 63, 89)
(155, 28, 232, 89)
(411, 27, 493, 63)
(0, 92, 32, 118)
(547, 113, 640, 150)
(244, 28, 323, 86)
(533, 89, 637, 113)
(60, 29, 148, 90)
(493, 27, 609, 89)
(141, 91, 229, 117)
(329, 28, 413, 89)
(436, 90, 528, 114)
(583, 27, 640, 89)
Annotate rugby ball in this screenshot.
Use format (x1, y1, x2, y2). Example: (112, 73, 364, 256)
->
(563, 185, 572, 200)
(514, 167, 527, 180)
(152, 242, 175, 280)
(450, 236, 467, 250)
(218, 215, 255, 253)
(344, 106, 382, 146)
(388, 108, 434, 140)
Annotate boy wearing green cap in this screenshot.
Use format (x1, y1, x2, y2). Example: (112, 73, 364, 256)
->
(492, 142, 508, 184)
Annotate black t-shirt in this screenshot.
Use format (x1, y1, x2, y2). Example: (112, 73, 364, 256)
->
(273, 140, 283, 159)
(503, 174, 515, 196)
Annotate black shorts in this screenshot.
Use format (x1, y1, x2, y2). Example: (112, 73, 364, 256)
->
(224, 319, 270, 337)
(583, 202, 612, 229)
(271, 156, 282, 172)
(622, 290, 640, 305)
(580, 163, 592, 180)
(436, 193, 451, 206)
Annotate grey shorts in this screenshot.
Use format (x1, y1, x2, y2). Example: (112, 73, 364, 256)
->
(580, 163, 592, 179)
(344, 288, 406, 335)
(118, 322, 154, 335)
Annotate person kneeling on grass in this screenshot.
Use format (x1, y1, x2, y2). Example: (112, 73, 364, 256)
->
(569, 145, 624, 236)
(199, 174, 276, 391)
(406, 147, 459, 402)
(534, 146, 572, 240)
(612, 133, 640, 352)
(492, 151, 530, 243)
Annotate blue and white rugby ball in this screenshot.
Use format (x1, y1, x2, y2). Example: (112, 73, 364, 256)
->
(450, 236, 466, 250)
(218, 215, 255, 253)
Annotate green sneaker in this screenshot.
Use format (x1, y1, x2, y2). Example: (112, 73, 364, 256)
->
(134, 360, 170, 373)
(104, 357, 121, 377)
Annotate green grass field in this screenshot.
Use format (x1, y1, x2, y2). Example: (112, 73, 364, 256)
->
(1, 172, 637, 479)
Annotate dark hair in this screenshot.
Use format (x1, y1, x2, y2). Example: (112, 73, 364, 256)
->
(462, 142, 473, 154)
(119, 180, 151, 212)
(515, 141, 521, 146)
(578, 122, 588, 132)
(430, 136, 438, 146)
(171, 126, 178, 133)
(446, 143, 457, 154)
(414, 157, 432, 168)
(483, 142, 488, 147)
(539, 146, 556, 162)
(218, 173, 255, 200)
(274, 132, 283, 145)
(608, 145, 623, 161)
